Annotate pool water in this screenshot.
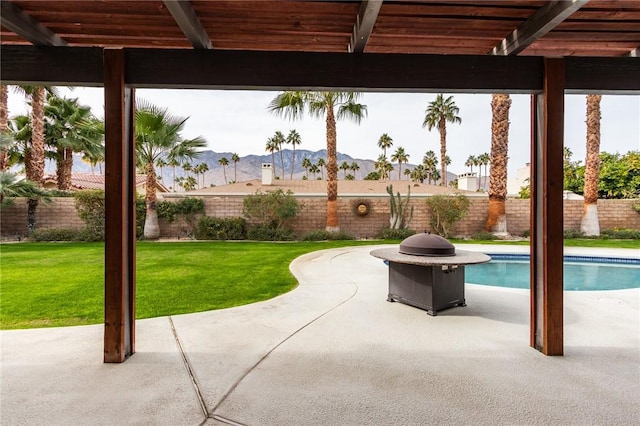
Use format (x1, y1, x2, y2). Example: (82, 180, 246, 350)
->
(465, 257, 640, 291)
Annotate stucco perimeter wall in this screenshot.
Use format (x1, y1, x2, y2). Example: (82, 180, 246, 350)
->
(2, 196, 639, 239)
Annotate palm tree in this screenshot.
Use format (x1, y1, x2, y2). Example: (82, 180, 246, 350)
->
(485, 94, 512, 234)
(231, 152, 240, 182)
(182, 162, 193, 180)
(269, 91, 367, 231)
(218, 156, 229, 184)
(410, 164, 428, 183)
(301, 157, 312, 179)
(156, 158, 167, 182)
(478, 152, 490, 182)
(265, 136, 278, 178)
(581, 94, 602, 236)
(272, 130, 286, 179)
(403, 167, 412, 180)
(0, 171, 50, 206)
(287, 129, 301, 179)
(374, 154, 392, 181)
(168, 157, 180, 191)
(316, 157, 326, 180)
(423, 150, 439, 184)
(45, 95, 103, 190)
(350, 161, 360, 180)
(423, 94, 461, 186)
(377, 133, 393, 158)
(339, 161, 350, 179)
(135, 99, 206, 239)
(197, 162, 209, 187)
(309, 163, 319, 179)
(465, 155, 476, 173)
(391, 146, 409, 180)
(0, 85, 8, 171)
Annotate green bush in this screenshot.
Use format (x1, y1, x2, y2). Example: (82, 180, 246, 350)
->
(425, 194, 470, 238)
(74, 190, 105, 239)
(157, 197, 204, 223)
(136, 197, 146, 239)
(472, 231, 498, 241)
(376, 228, 416, 240)
(563, 229, 584, 239)
(243, 190, 300, 241)
(247, 224, 295, 241)
(600, 228, 640, 239)
(29, 227, 100, 242)
(521, 229, 531, 238)
(301, 230, 355, 241)
(194, 216, 246, 240)
(633, 203, 640, 215)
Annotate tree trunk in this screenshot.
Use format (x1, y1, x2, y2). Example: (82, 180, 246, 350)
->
(290, 146, 295, 180)
(485, 94, 512, 234)
(439, 118, 447, 186)
(326, 106, 339, 231)
(0, 85, 8, 171)
(28, 86, 46, 185)
(56, 147, 74, 190)
(27, 198, 39, 232)
(143, 162, 161, 240)
(581, 94, 602, 236)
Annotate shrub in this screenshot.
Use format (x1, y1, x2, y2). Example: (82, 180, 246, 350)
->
(472, 231, 498, 241)
(195, 216, 246, 240)
(377, 228, 416, 240)
(425, 194, 470, 238)
(29, 227, 100, 242)
(521, 229, 531, 238)
(247, 224, 295, 241)
(74, 190, 105, 238)
(633, 203, 640, 215)
(563, 229, 584, 239)
(600, 228, 640, 239)
(243, 190, 300, 241)
(157, 197, 204, 223)
(136, 197, 146, 239)
(301, 230, 355, 241)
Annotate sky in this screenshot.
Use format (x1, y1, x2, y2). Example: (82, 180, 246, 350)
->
(7, 87, 639, 177)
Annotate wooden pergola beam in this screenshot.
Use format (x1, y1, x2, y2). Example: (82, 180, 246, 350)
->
(348, 0, 383, 53)
(0, 1, 67, 46)
(491, 0, 589, 56)
(103, 49, 136, 363)
(530, 58, 565, 356)
(162, 0, 212, 49)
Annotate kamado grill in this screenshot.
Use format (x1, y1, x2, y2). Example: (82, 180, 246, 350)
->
(370, 233, 490, 316)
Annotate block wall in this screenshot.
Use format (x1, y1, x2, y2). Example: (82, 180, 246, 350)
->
(2, 196, 639, 240)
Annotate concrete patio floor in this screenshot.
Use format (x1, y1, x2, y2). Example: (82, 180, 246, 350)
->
(1, 245, 639, 425)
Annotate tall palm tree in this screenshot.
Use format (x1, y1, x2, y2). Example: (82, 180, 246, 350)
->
(218, 156, 229, 184)
(269, 91, 367, 231)
(45, 95, 104, 190)
(377, 133, 393, 158)
(168, 157, 180, 191)
(375, 154, 393, 181)
(265, 136, 278, 178)
(391, 146, 409, 180)
(485, 94, 512, 234)
(231, 152, 240, 182)
(476, 152, 490, 190)
(197, 162, 209, 187)
(155, 158, 167, 182)
(339, 161, 350, 179)
(423, 94, 461, 186)
(301, 157, 312, 179)
(309, 163, 319, 179)
(0, 85, 8, 171)
(410, 164, 427, 183)
(272, 130, 286, 179)
(423, 150, 438, 185)
(581, 94, 602, 236)
(317, 157, 326, 180)
(465, 155, 476, 173)
(350, 161, 360, 180)
(403, 167, 412, 180)
(135, 99, 206, 239)
(287, 129, 301, 179)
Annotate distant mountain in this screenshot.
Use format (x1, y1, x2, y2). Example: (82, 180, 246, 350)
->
(58, 149, 457, 190)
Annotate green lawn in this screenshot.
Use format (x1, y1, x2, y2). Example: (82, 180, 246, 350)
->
(1, 238, 638, 329)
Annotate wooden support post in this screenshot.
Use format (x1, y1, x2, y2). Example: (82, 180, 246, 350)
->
(103, 48, 136, 363)
(530, 58, 564, 356)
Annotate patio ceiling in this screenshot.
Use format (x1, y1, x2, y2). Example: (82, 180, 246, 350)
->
(1, 0, 639, 57)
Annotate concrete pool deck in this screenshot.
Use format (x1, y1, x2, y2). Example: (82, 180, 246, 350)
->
(1, 244, 639, 425)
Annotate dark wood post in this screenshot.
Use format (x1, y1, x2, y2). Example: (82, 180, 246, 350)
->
(530, 58, 564, 356)
(103, 48, 136, 363)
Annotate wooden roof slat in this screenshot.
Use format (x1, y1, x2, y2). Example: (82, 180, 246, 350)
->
(162, 0, 212, 49)
(491, 0, 589, 55)
(349, 0, 383, 53)
(0, 1, 67, 46)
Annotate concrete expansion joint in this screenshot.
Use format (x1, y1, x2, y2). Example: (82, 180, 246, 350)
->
(168, 316, 209, 420)
(209, 279, 360, 417)
(209, 414, 248, 425)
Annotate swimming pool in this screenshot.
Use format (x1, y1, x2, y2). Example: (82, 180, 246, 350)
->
(465, 254, 640, 291)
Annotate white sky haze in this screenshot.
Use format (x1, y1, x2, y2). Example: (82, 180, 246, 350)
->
(7, 87, 639, 176)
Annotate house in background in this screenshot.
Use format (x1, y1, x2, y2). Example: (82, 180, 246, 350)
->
(43, 173, 169, 195)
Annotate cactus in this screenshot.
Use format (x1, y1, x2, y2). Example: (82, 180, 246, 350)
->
(387, 185, 414, 230)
